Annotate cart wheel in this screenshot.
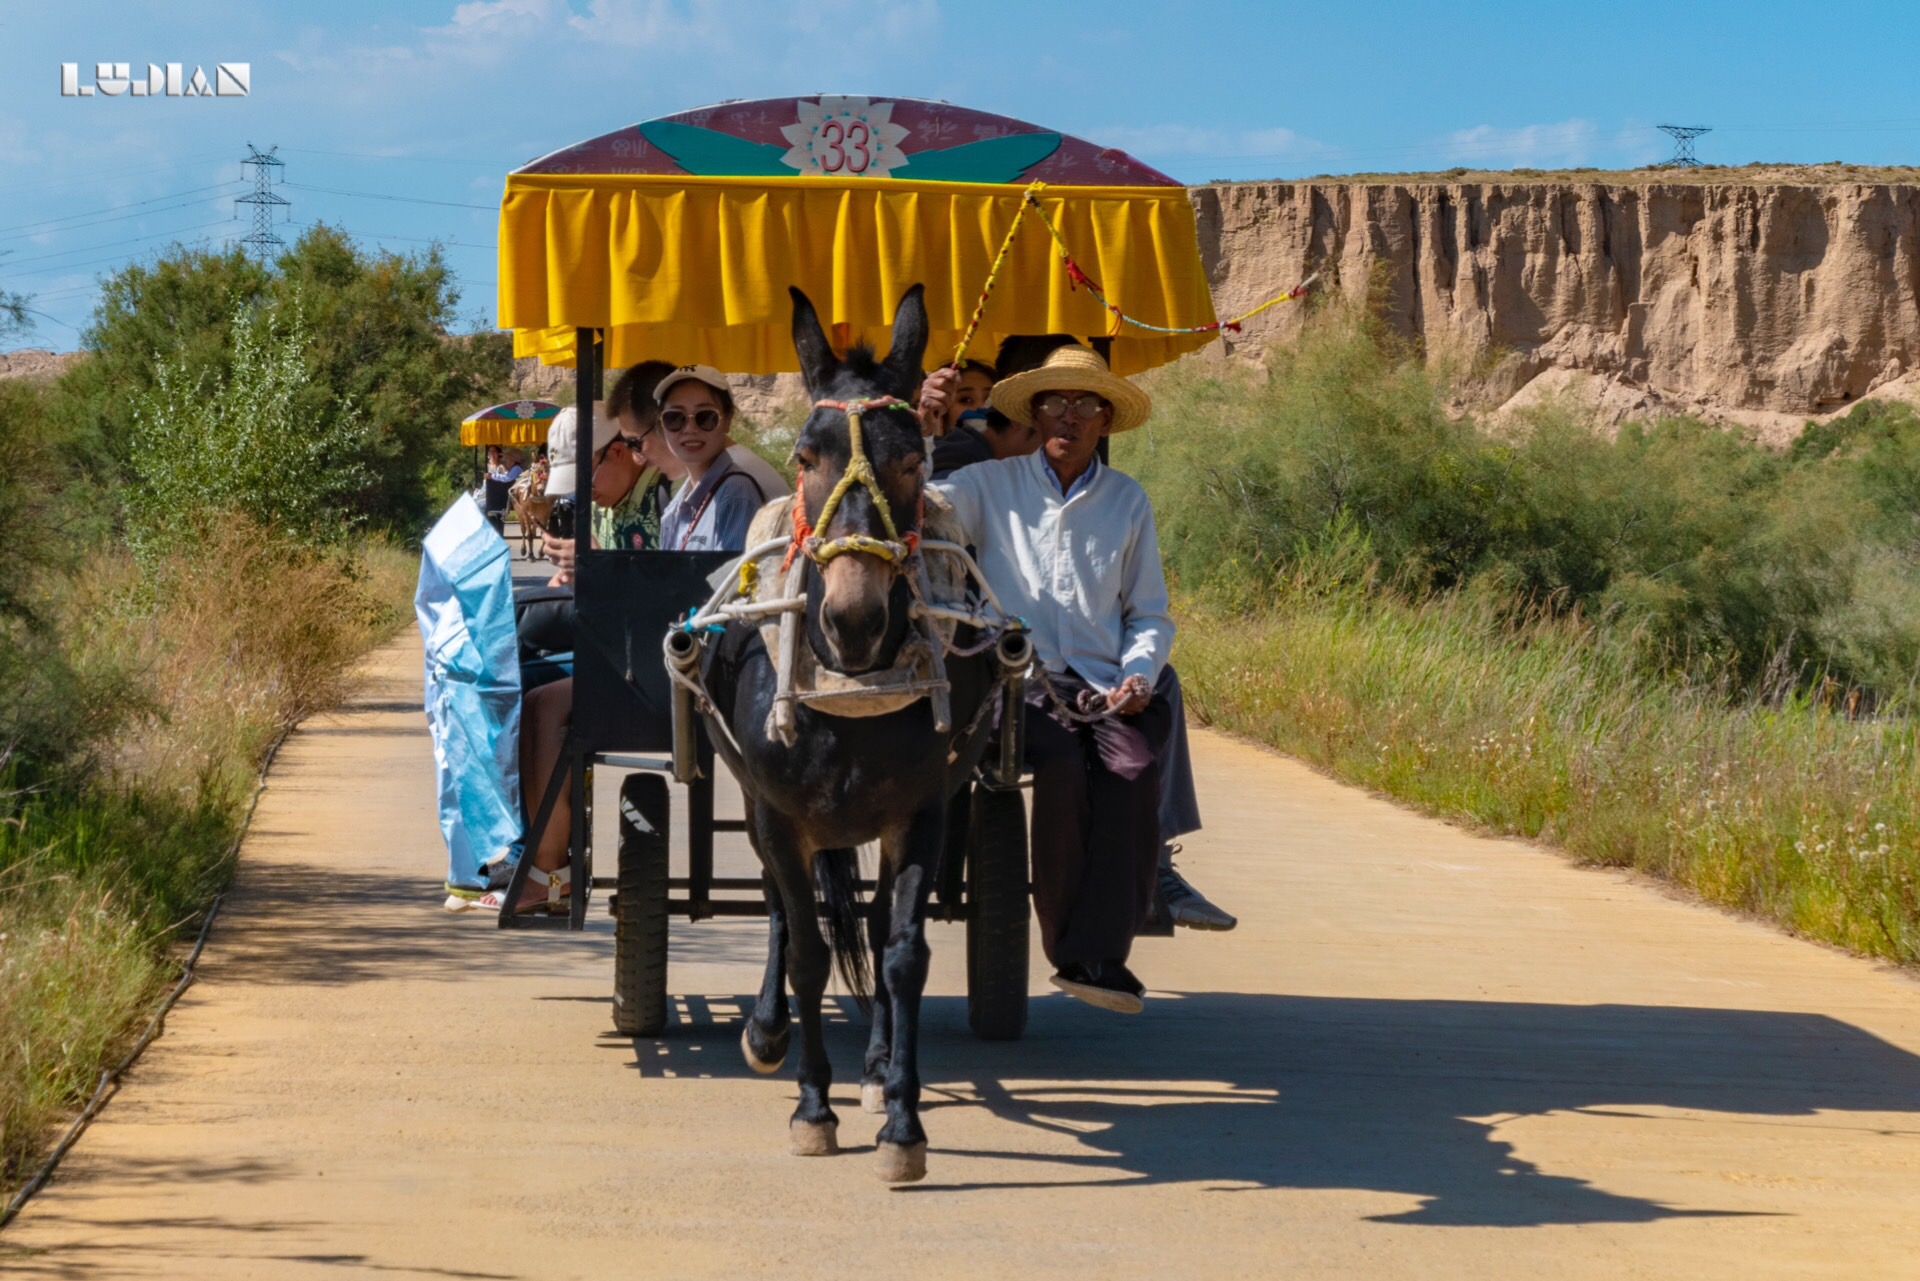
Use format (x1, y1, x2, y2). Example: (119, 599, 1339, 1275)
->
(965, 783, 1029, 1041)
(613, 773, 672, 1037)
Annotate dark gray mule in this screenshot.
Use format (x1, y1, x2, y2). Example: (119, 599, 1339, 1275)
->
(699, 284, 999, 1182)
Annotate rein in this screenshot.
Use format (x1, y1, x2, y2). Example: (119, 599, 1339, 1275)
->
(783, 396, 922, 572)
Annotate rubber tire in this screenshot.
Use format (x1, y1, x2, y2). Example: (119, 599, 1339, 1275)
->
(965, 784, 1030, 1041)
(613, 773, 672, 1036)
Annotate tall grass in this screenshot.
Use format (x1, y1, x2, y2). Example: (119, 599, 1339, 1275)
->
(1174, 572, 1920, 962)
(1116, 302, 1920, 964)
(0, 525, 414, 1191)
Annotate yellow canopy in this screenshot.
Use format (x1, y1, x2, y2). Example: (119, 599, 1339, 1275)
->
(459, 418, 549, 448)
(496, 99, 1218, 377)
(460, 399, 559, 447)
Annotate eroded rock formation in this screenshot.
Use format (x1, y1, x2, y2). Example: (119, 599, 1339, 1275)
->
(1191, 181, 1920, 439)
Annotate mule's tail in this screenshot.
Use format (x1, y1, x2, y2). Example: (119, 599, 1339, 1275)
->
(813, 847, 872, 1014)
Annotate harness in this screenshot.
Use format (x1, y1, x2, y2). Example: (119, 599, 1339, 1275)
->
(781, 396, 922, 571)
(667, 394, 1021, 754)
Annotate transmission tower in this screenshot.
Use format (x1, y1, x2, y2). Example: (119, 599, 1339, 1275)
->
(1657, 125, 1711, 168)
(237, 144, 289, 259)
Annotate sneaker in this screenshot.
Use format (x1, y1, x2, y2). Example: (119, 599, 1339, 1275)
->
(1159, 855, 1237, 931)
(1050, 960, 1147, 1014)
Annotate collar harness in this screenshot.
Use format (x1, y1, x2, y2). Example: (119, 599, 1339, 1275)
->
(667, 395, 1026, 757)
(782, 396, 921, 571)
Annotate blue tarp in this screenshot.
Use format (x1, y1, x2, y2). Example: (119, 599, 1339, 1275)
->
(416, 494, 521, 891)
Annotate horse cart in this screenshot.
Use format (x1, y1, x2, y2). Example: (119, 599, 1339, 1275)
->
(487, 96, 1228, 1176)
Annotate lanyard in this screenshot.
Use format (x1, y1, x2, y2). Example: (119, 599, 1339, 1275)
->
(674, 467, 746, 550)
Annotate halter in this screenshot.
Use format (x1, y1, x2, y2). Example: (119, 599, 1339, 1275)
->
(784, 396, 923, 571)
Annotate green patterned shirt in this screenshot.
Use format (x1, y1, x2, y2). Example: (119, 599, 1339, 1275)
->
(591, 467, 669, 551)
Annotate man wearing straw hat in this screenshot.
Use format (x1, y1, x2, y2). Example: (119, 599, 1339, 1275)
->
(932, 343, 1179, 1013)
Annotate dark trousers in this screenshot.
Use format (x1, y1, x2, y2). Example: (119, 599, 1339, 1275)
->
(1024, 669, 1174, 968)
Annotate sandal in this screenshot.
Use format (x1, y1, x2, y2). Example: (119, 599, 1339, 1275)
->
(477, 864, 571, 916)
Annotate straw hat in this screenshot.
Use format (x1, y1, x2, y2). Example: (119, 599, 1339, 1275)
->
(988, 344, 1153, 434)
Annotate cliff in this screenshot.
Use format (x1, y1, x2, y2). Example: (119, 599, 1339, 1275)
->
(1191, 179, 1920, 440)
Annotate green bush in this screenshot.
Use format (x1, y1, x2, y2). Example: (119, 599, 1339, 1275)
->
(1121, 306, 1920, 696)
(127, 299, 375, 555)
(55, 226, 512, 536)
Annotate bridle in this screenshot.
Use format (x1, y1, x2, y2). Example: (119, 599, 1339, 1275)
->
(783, 396, 924, 572)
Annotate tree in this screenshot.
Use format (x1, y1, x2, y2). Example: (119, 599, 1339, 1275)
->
(55, 225, 511, 534)
(127, 298, 375, 556)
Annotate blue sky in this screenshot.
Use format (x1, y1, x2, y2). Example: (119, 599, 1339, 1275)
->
(5, 0, 1918, 346)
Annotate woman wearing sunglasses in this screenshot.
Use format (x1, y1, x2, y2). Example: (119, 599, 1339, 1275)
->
(655, 364, 767, 553)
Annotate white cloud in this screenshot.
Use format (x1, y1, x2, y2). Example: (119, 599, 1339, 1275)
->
(1441, 119, 1600, 168)
(445, 0, 557, 29)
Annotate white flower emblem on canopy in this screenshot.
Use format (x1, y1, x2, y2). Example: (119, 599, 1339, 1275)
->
(779, 96, 911, 177)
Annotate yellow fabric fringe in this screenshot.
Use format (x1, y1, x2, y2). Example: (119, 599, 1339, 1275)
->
(497, 174, 1217, 376)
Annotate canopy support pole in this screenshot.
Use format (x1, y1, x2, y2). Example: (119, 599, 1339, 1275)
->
(562, 329, 602, 929)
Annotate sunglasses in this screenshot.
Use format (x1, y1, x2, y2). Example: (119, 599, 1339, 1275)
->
(662, 407, 723, 433)
(1033, 392, 1111, 422)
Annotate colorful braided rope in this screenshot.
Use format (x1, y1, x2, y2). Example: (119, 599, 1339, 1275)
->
(948, 181, 1047, 368)
(1022, 193, 1318, 337)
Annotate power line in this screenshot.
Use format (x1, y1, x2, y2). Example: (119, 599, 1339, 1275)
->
(19, 147, 236, 197)
(282, 181, 496, 211)
(0, 221, 236, 280)
(281, 146, 486, 167)
(0, 187, 245, 243)
(0, 217, 240, 270)
(0, 181, 243, 238)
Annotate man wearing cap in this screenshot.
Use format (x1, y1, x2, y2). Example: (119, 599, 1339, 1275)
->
(930, 343, 1178, 1013)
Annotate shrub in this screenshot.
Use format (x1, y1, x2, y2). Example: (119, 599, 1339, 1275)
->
(1121, 306, 1920, 696)
(126, 299, 375, 557)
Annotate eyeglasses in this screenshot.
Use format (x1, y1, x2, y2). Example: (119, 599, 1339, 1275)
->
(1033, 393, 1110, 422)
(595, 435, 646, 463)
(662, 407, 723, 433)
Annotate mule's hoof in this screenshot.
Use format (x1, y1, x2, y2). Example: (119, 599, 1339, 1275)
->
(789, 1119, 840, 1157)
(874, 1141, 928, 1183)
(741, 1023, 787, 1075)
(861, 1082, 887, 1115)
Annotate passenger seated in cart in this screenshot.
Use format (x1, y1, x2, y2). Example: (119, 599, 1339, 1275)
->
(926, 359, 1008, 476)
(929, 343, 1181, 1012)
(923, 345, 1237, 933)
(488, 365, 787, 915)
(654, 364, 777, 552)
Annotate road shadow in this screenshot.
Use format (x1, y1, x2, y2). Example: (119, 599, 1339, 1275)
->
(200, 860, 619, 987)
(616, 988, 1920, 1227)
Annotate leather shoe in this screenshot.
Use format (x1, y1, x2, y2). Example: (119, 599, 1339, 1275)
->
(1050, 960, 1146, 1014)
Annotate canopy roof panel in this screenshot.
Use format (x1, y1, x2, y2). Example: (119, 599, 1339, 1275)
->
(498, 96, 1215, 375)
(460, 398, 558, 447)
(514, 96, 1181, 187)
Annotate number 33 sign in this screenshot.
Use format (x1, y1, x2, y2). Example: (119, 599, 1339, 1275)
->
(780, 97, 912, 178)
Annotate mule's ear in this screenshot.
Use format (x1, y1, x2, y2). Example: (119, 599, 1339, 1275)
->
(790, 286, 838, 397)
(882, 283, 930, 395)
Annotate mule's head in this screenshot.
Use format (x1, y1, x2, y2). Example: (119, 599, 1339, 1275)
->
(789, 284, 929, 674)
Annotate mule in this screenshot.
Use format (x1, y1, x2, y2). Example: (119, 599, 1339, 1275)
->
(697, 284, 1000, 1182)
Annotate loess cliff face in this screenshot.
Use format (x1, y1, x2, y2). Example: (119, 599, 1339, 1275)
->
(1191, 181, 1920, 438)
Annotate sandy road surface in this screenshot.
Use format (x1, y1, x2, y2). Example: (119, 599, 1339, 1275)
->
(6, 629, 1920, 1280)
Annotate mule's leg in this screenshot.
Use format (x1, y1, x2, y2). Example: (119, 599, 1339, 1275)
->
(861, 853, 898, 1114)
(873, 803, 944, 1182)
(753, 806, 839, 1156)
(741, 870, 791, 1073)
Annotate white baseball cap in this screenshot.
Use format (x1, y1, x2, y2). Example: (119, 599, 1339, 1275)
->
(544, 401, 617, 497)
(652, 364, 730, 403)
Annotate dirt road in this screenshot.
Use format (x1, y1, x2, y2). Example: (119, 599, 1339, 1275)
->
(6, 630, 1920, 1279)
